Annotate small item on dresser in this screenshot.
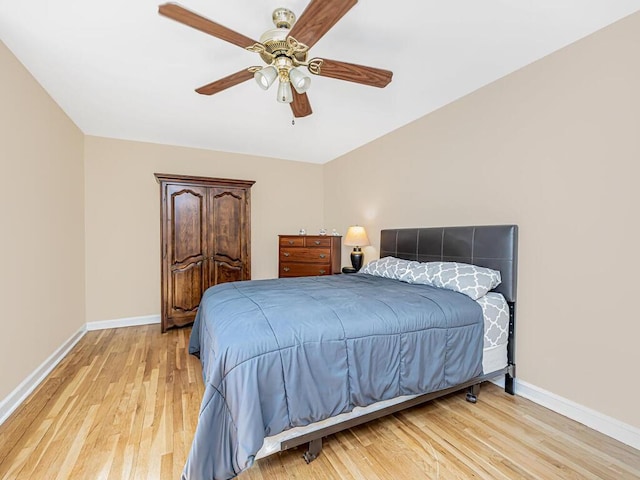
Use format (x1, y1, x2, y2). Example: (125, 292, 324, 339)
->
(319, 228, 327, 236)
(332, 229, 340, 236)
(299, 228, 306, 235)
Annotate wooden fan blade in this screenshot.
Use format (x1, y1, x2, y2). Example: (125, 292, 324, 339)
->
(159, 3, 258, 48)
(291, 91, 313, 118)
(195, 69, 254, 95)
(312, 58, 393, 88)
(288, 0, 357, 49)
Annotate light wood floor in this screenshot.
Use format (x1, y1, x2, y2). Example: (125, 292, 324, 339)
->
(1, 326, 638, 479)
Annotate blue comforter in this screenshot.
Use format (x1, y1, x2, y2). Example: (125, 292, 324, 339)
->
(184, 274, 483, 480)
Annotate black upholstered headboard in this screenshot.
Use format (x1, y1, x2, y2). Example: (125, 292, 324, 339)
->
(380, 225, 518, 303)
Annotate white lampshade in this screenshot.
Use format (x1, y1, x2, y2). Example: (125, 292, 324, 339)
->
(277, 79, 293, 103)
(344, 226, 370, 247)
(289, 67, 311, 94)
(254, 65, 278, 90)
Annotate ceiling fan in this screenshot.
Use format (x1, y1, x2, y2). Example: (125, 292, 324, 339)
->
(158, 0, 393, 118)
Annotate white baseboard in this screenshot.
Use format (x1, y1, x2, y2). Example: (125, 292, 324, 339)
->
(86, 314, 160, 331)
(491, 377, 640, 451)
(0, 325, 86, 425)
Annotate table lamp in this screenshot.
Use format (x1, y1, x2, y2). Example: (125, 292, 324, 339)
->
(343, 225, 370, 273)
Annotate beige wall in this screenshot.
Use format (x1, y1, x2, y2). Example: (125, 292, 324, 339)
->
(84, 137, 324, 322)
(0, 42, 85, 400)
(324, 12, 640, 429)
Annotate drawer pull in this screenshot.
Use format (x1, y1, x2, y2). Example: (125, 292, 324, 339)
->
(319, 254, 326, 259)
(314, 240, 321, 245)
(288, 240, 294, 245)
(319, 270, 326, 275)
(283, 267, 290, 272)
(283, 252, 290, 257)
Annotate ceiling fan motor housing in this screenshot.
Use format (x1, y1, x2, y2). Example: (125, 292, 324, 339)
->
(258, 34, 307, 65)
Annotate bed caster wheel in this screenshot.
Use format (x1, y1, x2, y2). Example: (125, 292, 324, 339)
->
(466, 384, 480, 403)
(303, 451, 318, 464)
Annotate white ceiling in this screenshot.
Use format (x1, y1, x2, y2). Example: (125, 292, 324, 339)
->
(1, 1, 639, 164)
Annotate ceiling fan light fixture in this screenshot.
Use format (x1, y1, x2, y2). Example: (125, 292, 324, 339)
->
(277, 79, 293, 104)
(289, 67, 311, 94)
(254, 65, 278, 90)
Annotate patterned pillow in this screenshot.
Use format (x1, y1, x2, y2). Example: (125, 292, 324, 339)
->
(360, 257, 416, 280)
(426, 262, 501, 300)
(477, 293, 509, 348)
(398, 262, 430, 284)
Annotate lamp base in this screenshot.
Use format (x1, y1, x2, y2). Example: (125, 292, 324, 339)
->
(350, 247, 364, 271)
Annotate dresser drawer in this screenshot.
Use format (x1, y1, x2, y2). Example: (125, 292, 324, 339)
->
(305, 237, 332, 247)
(280, 248, 331, 263)
(279, 236, 305, 247)
(280, 263, 332, 277)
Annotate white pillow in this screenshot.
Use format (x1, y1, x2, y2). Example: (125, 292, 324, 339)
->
(426, 262, 501, 300)
(360, 257, 416, 280)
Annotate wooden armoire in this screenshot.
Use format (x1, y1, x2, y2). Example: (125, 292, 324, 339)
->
(155, 173, 255, 332)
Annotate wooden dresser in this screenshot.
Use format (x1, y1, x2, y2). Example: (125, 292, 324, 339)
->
(278, 235, 342, 278)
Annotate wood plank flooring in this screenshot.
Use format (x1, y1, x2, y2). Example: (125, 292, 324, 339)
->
(0, 325, 638, 479)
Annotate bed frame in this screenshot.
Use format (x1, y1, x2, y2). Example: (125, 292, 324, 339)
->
(280, 225, 519, 463)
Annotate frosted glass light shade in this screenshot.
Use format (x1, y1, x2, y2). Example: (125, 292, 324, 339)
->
(289, 67, 311, 94)
(254, 65, 278, 90)
(344, 226, 370, 247)
(277, 80, 293, 103)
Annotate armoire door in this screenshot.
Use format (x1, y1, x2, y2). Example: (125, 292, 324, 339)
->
(208, 187, 251, 286)
(156, 174, 254, 332)
(164, 184, 209, 330)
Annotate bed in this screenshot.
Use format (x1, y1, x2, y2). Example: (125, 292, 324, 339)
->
(184, 225, 518, 480)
